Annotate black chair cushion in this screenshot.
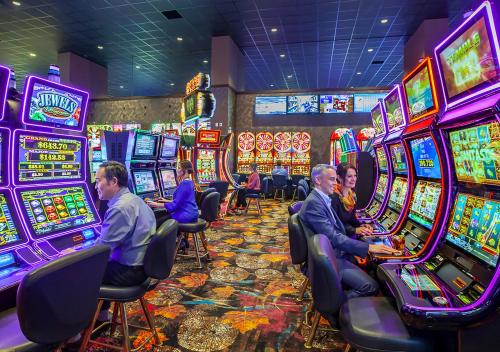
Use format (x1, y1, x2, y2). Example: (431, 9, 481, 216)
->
(0, 308, 47, 352)
(287, 214, 307, 265)
(99, 279, 151, 302)
(178, 219, 207, 233)
(288, 201, 303, 215)
(144, 219, 178, 280)
(340, 297, 432, 352)
(245, 193, 260, 199)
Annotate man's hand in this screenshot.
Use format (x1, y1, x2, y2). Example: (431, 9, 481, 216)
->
(355, 226, 373, 236)
(368, 244, 400, 255)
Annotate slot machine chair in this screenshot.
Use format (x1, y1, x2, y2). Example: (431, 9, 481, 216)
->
(291, 175, 305, 200)
(272, 174, 288, 201)
(80, 220, 178, 352)
(287, 201, 303, 216)
(0, 246, 110, 352)
(297, 186, 307, 201)
(208, 181, 229, 204)
(244, 192, 262, 216)
(198, 187, 216, 207)
(306, 234, 433, 351)
(298, 179, 310, 196)
(287, 213, 309, 303)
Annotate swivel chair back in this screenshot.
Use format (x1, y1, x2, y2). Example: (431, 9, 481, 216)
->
(272, 174, 288, 201)
(208, 181, 229, 203)
(200, 192, 221, 223)
(297, 185, 307, 200)
(298, 179, 309, 195)
(198, 187, 216, 207)
(287, 214, 308, 265)
(287, 201, 304, 216)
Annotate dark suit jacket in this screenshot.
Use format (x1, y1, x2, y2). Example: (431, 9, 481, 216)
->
(330, 193, 361, 237)
(299, 189, 369, 258)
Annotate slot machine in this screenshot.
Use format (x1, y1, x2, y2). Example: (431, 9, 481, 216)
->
(236, 131, 256, 174)
(12, 76, 101, 259)
(255, 131, 274, 174)
(357, 127, 375, 152)
(273, 132, 292, 174)
(378, 1, 500, 330)
(193, 129, 221, 185)
(157, 135, 179, 198)
(330, 128, 345, 166)
(86, 124, 112, 183)
(291, 131, 311, 176)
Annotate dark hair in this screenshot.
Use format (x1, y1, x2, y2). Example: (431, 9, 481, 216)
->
(179, 160, 194, 174)
(250, 162, 258, 172)
(336, 163, 357, 181)
(99, 161, 129, 187)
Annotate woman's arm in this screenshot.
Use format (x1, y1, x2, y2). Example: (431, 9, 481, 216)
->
(165, 181, 191, 213)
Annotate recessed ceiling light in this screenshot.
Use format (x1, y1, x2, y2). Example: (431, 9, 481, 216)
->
(270, 84, 274, 87)
(135, 65, 140, 69)
(119, 85, 124, 89)
(97, 45, 104, 50)
(287, 75, 292, 78)
(170, 83, 175, 86)
(203, 60, 208, 63)
(177, 37, 183, 41)
(29, 53, 36, 57)
(350, 86, 354, 88)
(12, 1, 21, 6)
(380, 18, 388, 24)
(367, 48, 374, 52)
(357, 72, 362, 75)
(279, 54, 285, 58)
(271, 28, 278, 32)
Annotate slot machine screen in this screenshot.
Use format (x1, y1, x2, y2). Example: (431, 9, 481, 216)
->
(22, 76, 89, 131)
(17, 185, 99, 239)
(160, 169, 177, 189)
(384, 88, 405, 130)
(375, 174, 389, 201)
(319, 95, 353, 113)
(410, 136, 442, 179)
(14, 131, 85, 185)
(446, 193, 499, 267)
(449, 122, 499, 186)
(161, 138, 178, 159)
(133, 132, 158, 159)
(390, 143, 408, 174)
(371, 103, 385, 136)
(408, 180, 442, 229)
(376, 147, 388, 172)
(387, 177, 408, 212)
(255, 96, 287, 115)
(403, 59, 438, 121)
(287, 95, 319, 114)
(0, 193, 23, 250)
(132, 170, 158, 194)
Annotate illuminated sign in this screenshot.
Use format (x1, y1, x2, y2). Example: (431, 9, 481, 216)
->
(0, 65, 10, 122)
(371, 102, 386, 136)
(185, 72, 210, 96)
(383, 85, 406, 130)
(196, 129, 221, 145)
(182, 91, 216, 123)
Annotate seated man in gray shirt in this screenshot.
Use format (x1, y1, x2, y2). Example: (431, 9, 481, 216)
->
(95, 161, 156, 318)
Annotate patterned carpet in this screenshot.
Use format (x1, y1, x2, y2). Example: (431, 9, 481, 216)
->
(86, 199, 346, 351)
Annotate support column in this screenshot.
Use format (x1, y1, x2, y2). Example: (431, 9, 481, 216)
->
(58, 52, 108, 98)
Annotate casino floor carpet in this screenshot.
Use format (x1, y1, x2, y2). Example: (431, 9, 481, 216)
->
(81, 199, 346, 352)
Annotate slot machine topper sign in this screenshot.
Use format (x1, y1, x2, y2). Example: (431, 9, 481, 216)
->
(182, 73, 216, 124)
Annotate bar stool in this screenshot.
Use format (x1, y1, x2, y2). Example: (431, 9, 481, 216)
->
(244, 193, 262, 216)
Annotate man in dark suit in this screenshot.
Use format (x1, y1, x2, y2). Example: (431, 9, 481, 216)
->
(299, 164, 397, 298)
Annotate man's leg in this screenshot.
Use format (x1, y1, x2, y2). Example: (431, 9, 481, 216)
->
(339, 259, 378, 299)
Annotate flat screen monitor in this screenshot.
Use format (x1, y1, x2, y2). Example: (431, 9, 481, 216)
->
(0, 191, 24, 251)
(449, 121, 499, 186)
(13, 130, 85, 185)
(287, 95, 319, 114)
(354, 93, 387, 112)
(446, 193, 499, 267)
(384, 86, 405, 130)
(133, 132, 158, 159)
(410, 136, 442, 179)
(255, 96, 287, 115)
(403, 58, 438, 122)
(16, 185, 99, 240)
(375, 174, 389, 202)
(408, 180, 442, 230)
(21, 76, 89, 132)
(387, 177, 408, 212)
(371, 103, 386, 136)
(160, 168, 177, 189)
(319, 95, 353, 113)
(376, 147, 388, 172)
(390, 143, 408, 174)
(132, 170, 158, 194)
(161, 137, 178, 159)
(435, 2, 500, 107)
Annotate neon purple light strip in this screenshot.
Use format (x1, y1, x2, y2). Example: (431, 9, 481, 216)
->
(20, 75, 90, 132)
(0, 127, 11, 188)
(0, 187, 30, 254)
(10, 129, 88, 187)
(0, 65, 10, 122)
(434, 1, 500, 111)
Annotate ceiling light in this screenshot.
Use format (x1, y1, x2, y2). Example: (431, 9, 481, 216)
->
(135, 65, 140, 69)
(12, 1, 21, 6)
(357, 72, 362, 75)
(279, 54, 285, 58)
(270, 84, 274, 87)
(119, 85, 124, 89)
(170, 83, 175, 86)
(380, 18, 388, 24)
(271, 28, 278, 32)
(29, 53, 36, 57)
(97, 45, 104, 50)
(203, 60, 208, 63)
(367, 48, 374, 52)
(287, 75, 292, 78)
(177, 37, 183, 41)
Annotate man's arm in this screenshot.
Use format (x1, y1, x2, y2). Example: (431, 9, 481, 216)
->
(96, 207, 133, 250)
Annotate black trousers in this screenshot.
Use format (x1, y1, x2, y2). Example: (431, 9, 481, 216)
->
(236, 189, 260, 207)
(101, 260, 148, 310)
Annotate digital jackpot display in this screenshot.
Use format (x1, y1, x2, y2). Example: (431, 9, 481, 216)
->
(408, 181, 442, 229)
(446, 193, 499, 267)
(384, 87, 405, 130)
(319, 95, 353, 113)
(196, 148, 217, 184)
(449, 122, 499, 186)
(14, 131, 85, 185)
(0, 193, 22, 249)
(22, 76, 89, 131)
(403, 58, 438, 121)
(371, 103, 385, 136)
(255, 96, 287, 115)
(390, 143, 408, 174)
(410, 136, 442, 179)
(387, 177, 408, 212)
(18, 186, 99, 239)
(132, 170, 157, 194)
(436, 3, 500, 104)
(287, 95, 319, 114)
(375, 174, 389, 201)
(375, 147, 388, 171)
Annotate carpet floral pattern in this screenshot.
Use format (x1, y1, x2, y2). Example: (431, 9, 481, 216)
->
(88, 200, 345, 351)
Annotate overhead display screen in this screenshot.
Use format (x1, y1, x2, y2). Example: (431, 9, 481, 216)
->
(255, 96, 287, 115)
(446, 193, 499, 267)
(319, 95, 353, 113)
(160, 169, 177, 189)
(22, 76, 89, 131)
(390, 143, 408, 174)
(18, 185, 99, 239)
(436, 8, 500, 104)
(161, 137, 178, 159)
(410, 136, 442, 179)
(14, 131, 85, 185)
(403, 60, 438, 121)
(384, 88, 405, 130)
(354, 93, 386, 112)
(449, 122, 499, 186)
(132, 170, 158, 194)
(408, 180, 442, 230)
(0, 193, 23, 250)
(287, 95, 319, 114)
(387, 177, 408, 212)
(133, 132, 158, 158)
(376, 147, 388, 172)
(371, 104, 385, 135)
(374, 174, 389, 201)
